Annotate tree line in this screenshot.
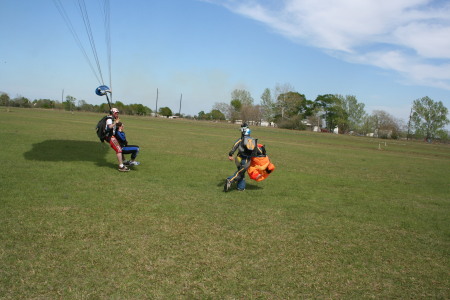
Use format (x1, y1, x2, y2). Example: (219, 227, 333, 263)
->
(2, 85, 449, 141)
(0, 92, 161, 116)
(198, 84, 449, 141)
(0, 91, 187, 119)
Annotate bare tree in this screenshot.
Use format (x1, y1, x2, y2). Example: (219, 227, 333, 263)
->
(231, 89, 253, 106)
(213, 102, 232, 120)
(260, 88, 275, 122)
(241, 105, 263, 125)
(371, 110, 402, 139)
(273, 83, 295, 119)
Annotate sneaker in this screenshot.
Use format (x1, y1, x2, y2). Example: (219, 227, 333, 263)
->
(224, 179, 231, 192)
(123, 160, 131, 166)
(237, 188, 245, 191)
(129, 161, 140, 166)
(118, 165, 130, 172)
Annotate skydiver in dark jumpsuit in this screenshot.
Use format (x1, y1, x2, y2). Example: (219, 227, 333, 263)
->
(224, 123, 256, 192)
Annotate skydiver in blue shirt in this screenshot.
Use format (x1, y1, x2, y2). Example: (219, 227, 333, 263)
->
(114, 122, 140, 166)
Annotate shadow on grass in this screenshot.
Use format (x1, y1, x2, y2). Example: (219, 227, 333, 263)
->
(217, 179, 263, 191)
(23, 140, 115, 169)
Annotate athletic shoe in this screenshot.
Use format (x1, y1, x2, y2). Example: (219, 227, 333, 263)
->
(129, 161, 140, 166)
(224, 179, 231, 192)
(123, 160, 131, 166)
(118, 165, 130, 172)
(237, 188, 245, 191)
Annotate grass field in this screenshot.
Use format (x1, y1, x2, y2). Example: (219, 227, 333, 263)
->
(1, 108, 449, 298)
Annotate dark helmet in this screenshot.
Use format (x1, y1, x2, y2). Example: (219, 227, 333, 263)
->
(240, 122, 250, 136)
(241, 127, 251, 136)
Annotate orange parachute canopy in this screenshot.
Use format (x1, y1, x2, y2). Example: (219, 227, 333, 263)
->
(247, 144, 275, 181)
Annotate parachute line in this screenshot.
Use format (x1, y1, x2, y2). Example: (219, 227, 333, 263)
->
(101, 0, 112, 101)
(53, 0, 112, 95)
(53, 0, 102, 84)
(76, 0, 105, 85)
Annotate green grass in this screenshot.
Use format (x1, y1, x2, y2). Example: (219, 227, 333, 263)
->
(1, 108, 449, 298)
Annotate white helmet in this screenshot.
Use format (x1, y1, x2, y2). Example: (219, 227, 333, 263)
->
(241, 127, 251, 136)
(240, 122, 250, 135)
(111, 108, 119, 114)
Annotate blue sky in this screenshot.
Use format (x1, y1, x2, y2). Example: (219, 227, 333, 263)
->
(1, 0, 449, 123)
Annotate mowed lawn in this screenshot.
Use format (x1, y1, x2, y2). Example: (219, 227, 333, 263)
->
(1, 108, 449, 298)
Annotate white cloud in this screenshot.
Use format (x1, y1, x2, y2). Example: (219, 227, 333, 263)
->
(204, 0, 450, 89)
(393, 22, 450, 59)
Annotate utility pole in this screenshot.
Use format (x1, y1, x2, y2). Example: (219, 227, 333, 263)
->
(155, 88, 158, 117)
(407, 107, 413, 140)
(178, 93, 182, 116)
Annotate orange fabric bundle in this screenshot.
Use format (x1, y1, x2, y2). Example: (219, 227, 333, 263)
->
(248, 155, 275, 181)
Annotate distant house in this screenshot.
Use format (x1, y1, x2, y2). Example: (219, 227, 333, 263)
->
(301, 120, 312, 127)
(375, 129, 393, 139)
(234, 120, 264, 126)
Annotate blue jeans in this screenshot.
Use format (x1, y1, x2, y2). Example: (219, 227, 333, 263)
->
(122, 145, 139, 160)
(227, 156, 250, 190)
